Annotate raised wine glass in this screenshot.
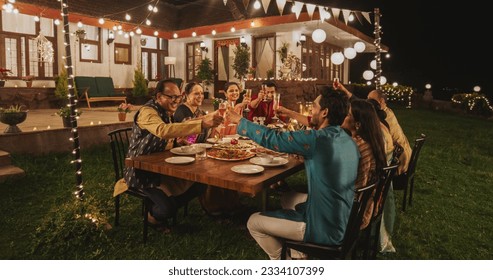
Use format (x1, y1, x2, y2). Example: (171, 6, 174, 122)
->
(243, 89, 252, 113)
(271, 92, 281, 122)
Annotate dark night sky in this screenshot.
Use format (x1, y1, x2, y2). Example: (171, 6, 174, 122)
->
(334, 1, 491, 99)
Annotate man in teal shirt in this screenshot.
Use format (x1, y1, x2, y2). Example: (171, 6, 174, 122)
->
(226, 86, 359, 259)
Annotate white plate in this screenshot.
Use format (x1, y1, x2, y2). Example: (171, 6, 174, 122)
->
(249, 157, 289, 167)
(170, 147, 197, 156)
(165, 156, 195, 164)
(206, 138, 233, 144)
(192, 143, 213, 149)
(231, 164, 265, 175)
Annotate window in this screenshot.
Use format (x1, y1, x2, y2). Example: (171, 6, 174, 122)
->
(252, 34, 276, 79)
(301, 37, 344, 81)
(79, 26, 101, 63)
(186, 42, 203, 82)
(114, 43, 131, 64)
(0, 13, 57, 78)
(141, 36, 166, 80)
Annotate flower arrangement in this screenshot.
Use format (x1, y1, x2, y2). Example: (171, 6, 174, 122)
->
(117, 103, 132, 113)
(56, 106, 82, 118)
(0, 68, 12, 79)
(22, 75, 35, 82)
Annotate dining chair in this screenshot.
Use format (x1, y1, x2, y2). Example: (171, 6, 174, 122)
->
(108, 127, 151, 243)
(280, 182, 377, 260)
(393, 134, 426, 211)
(361, 161, 400, 259)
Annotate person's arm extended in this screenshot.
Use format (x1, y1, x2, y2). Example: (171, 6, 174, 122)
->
(249, 91, 265, 109)
(277, 106, 310, 127)
(334, 82, 353, 99)
(138, 107, 202, 139)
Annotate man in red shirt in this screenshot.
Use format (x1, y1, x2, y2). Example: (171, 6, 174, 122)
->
(247, 81, 286, 125)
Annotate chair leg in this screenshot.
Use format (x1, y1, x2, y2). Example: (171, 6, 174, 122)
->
(115, 195, 120, 226)
(402, 185, 408, 212)
(281, 242, 288, 260)
(408, 177, 415, 207)
(143, 199, 149, 244)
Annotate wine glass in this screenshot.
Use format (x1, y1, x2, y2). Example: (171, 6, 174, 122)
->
(227, 100, 236, 126)
(218, 101, 227, 128)
(243, 89, 252, 113)
(271, 92, 281, 122)
(261, 84, 268, 102)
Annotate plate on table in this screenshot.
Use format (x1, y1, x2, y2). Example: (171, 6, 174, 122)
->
(249, 156, 289, 167)
(192, 143, 213, 149)
(207, 138, 228, 144)
(170, 147, 197, 156)
(231, 164, 264, 175)
(165, 156, 195, 164)
(207, 149, 255, 161)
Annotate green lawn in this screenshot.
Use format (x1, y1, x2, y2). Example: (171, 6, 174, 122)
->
(1, 107, 492, 259)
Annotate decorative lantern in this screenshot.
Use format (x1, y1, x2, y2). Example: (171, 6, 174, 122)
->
(354, 42, 366, 53)
(370, 60, 377, 70)
(379, 76, 387, 85)
(343, 48, 356, 59)
(312, 29, 326, 43)
(331, 52, 344, 65)
(363, 70, 374, 80)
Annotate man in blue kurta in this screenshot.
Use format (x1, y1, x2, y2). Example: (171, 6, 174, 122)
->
(226, 86, 360, 259)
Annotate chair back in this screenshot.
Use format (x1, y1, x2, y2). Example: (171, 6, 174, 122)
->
(340, 183, 377, 257)
(108, 127, 132, 182)
(373, 162, 399, 217)
(407, 134, 426, 177)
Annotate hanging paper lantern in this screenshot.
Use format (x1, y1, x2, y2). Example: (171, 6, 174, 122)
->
(343, 48, 356, 59)
(354, 41, 366, 53)
(363, 70, 374, 80)
(379, 76, 387, 85)
(331, 52, 344, 65)
(312, 29, 326, 43)
(425, 84, 432, 89)
(370, 59, 377, 70)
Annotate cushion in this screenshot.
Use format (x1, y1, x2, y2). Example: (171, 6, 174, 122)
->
(74, 76, 98, 98)
(95, 77, 116, 97)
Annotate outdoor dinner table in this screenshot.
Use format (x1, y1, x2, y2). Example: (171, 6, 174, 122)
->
(124, 150, 305, 211)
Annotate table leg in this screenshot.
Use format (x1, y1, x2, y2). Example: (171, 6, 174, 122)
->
(260, 188, 268, 212)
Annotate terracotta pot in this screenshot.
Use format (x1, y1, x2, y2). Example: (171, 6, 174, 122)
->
(62, 116, 71, 128)
(118, 112, 127, 121)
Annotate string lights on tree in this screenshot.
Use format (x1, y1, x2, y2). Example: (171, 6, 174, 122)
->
(60, 0, 84, 200)
(373, 8, 383, 90)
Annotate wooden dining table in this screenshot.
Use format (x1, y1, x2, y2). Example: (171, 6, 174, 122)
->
(124, 150, 305, 211)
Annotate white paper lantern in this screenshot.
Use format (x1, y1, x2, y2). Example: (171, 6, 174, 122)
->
(344, 48, 357, 59)
(425, 84, 432, 89)
(473, 86, 481, 92)
(379, 76, 387, 85)
(363, 70, 374, 81)
(354, 42, 366, 53)
(331, 52, 344, 65)
(312, 29, 326, 43)
(370, 60, 377, 70)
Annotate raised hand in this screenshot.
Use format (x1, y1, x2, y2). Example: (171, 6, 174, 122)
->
(201, 110, 223, 129)
(225, 107, 242, 124)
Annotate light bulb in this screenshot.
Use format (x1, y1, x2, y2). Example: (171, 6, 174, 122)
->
(254, 0, 261, 9)
(312, 29, 326, 43)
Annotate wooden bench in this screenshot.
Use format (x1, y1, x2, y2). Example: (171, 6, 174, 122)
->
(74, 76, 126, 108)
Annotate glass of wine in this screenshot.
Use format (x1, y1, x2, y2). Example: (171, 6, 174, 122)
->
(218, 101, 228, 128)
(243, 89, 252, 113)
(271, 92, 281, 123)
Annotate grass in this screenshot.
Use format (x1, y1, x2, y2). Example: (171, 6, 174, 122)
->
(0, 106, 492, 259)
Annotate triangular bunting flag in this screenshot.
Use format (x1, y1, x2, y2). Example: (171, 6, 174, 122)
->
(243, 0, 250, 10)
(319, 6, 331, 22)
(362, 12, 372, 24)
(223, 0, 228, 6)
(276, 0, 286, 15)
(342, 9, 351, 24)
(293, 1, 304, 20)
(261, 0, 270, 14)
(354, 11, 364, 25)
(305, 3, 316, 20)
(331, 8, 340, 21)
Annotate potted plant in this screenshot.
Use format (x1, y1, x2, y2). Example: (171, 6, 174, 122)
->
(277, 42, 289, 64)
(196, 57, 214, 98)
(266, 69, 275, 80)
(247, 66, 256, 80)
(22, 75, 35, 88)
(74, 29, 86, 40)
(132, 65, 148, 104)
(117, 102, 132, 122)
(0, 67, 12, 87)
(56, 106, 82, 128)
(232, 44, 250, 83)
(0, 105, 28, 133)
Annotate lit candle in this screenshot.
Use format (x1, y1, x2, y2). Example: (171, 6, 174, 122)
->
(90, 121, 94, 125)
(98, 121, 101, 125)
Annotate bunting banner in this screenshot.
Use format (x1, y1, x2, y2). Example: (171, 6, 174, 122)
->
(362, 11, 372, 24)
(261, 0, 270, 14)
(319, 6, 331, 22)
(292, 1, 304, 19)
(342, 9, 351, 24)
(331, 8, 341, 21)
(243, 0, 250, 10)
(305, 3, 316, 20)
(276, 0, 286, 15)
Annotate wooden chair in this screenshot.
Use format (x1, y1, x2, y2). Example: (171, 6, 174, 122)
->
(361, 161, 400, 259)
(393, 134, 427, 211)
(280, 183, 376, 260)
(108, 127, 151, 243)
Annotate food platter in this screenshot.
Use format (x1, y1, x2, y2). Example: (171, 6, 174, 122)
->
(249, 147, 286, 157)
(207, 149, 255, 161)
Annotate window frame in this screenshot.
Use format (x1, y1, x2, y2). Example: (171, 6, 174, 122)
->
(301, 37, 344, 81)
(185, 41, 203, 82)
(114, 40, 132, 64)
(79, 27, 101, 63)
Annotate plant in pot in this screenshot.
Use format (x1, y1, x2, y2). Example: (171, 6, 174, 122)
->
(196, 57, 214, 99)
(266, 69, 275, 80)
(132, 65, 148, 104)
(0, 104, 28, 133)
(74, 29, 86, 41)
(117, 102, 132, 121)
(56, 106, 82, 128)
(54, 67, 78, 106)
(232, 44, 250, 86)
(0, 67, 12, 87)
